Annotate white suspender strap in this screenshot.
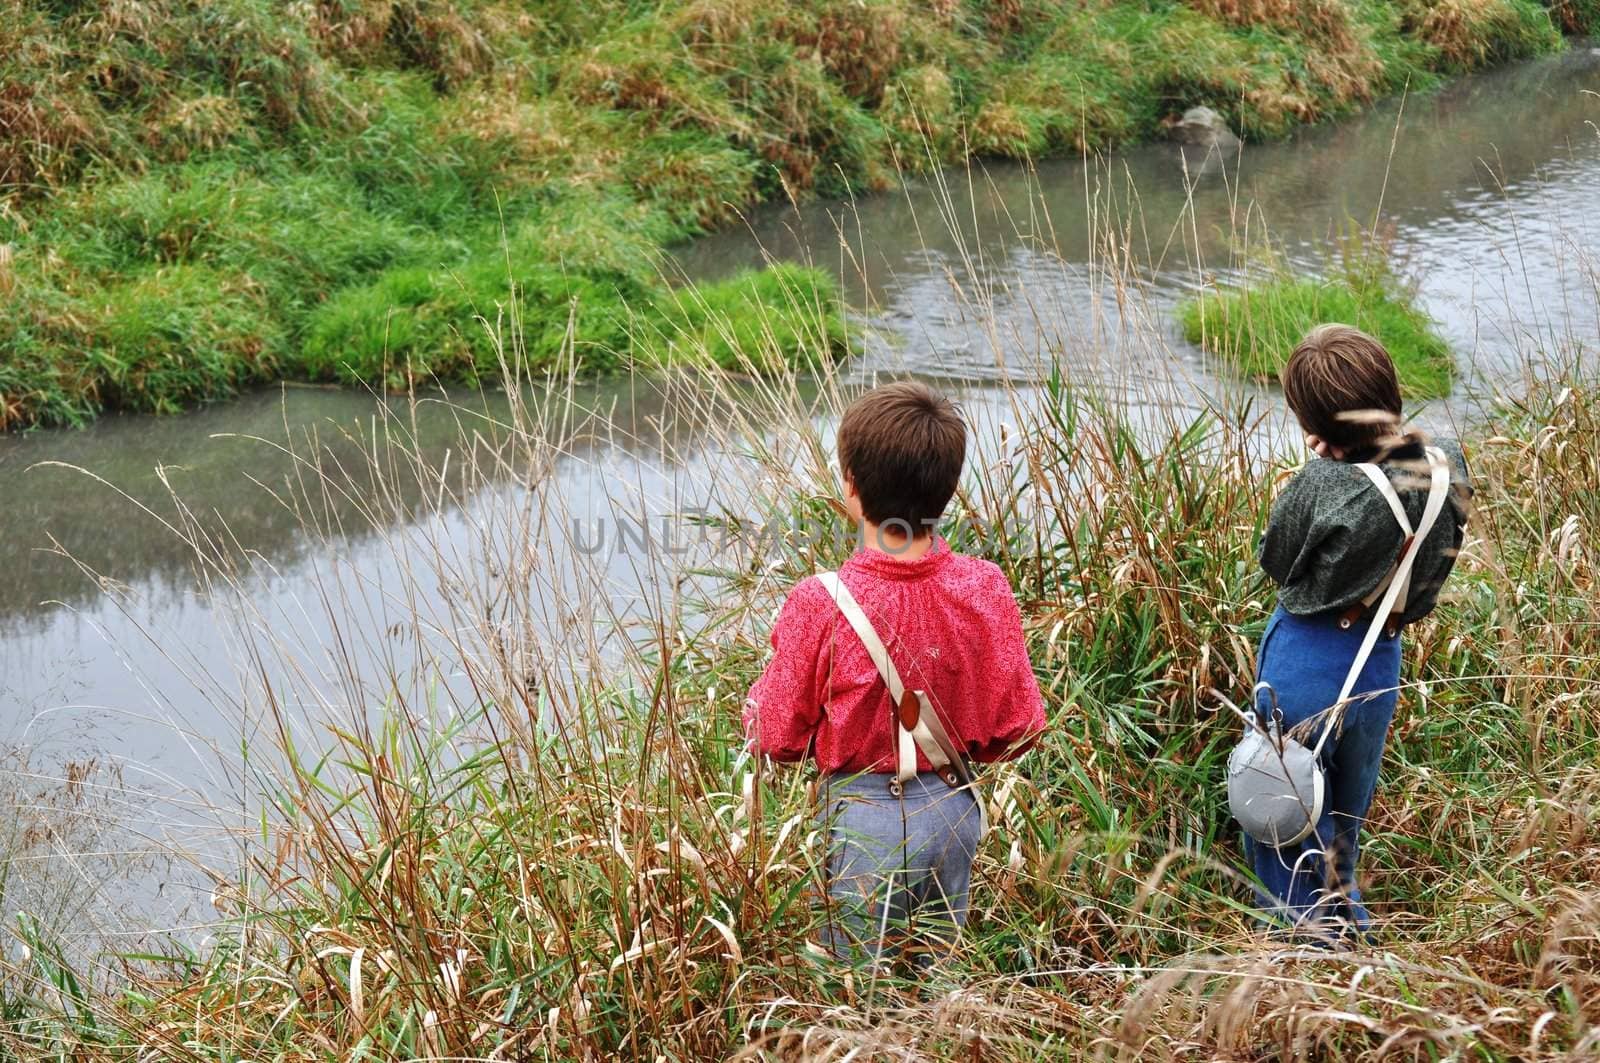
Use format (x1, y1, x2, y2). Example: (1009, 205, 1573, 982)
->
(815, 571, 918, 783)
(1314, 448, 1451, 757)
(1354, 461, 1416, 610)
(814, 571, 976, 797)
(1355, 462, 1412, 532)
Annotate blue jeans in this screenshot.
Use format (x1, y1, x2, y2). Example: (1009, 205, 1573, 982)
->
(1247, 605, 1402, 937)
(816, 772, 982, 964)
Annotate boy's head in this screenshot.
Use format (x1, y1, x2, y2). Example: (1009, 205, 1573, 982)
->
(1281, 324, 1402, 452)
(837, 381, 966, 535)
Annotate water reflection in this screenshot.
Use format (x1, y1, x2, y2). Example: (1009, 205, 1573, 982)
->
(0, 376, 816, 949)
(0, 383, 712, 630)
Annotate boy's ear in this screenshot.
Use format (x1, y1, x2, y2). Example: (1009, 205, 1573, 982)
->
(838, 471, 862, 521)
(822, 461, 850, 518)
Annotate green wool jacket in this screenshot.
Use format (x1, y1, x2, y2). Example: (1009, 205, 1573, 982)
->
(1259, 438, 1473, 625)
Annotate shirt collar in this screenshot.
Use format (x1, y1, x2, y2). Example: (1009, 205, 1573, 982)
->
(843, 534, 953, 581)
(1345, 437, 1426, 465)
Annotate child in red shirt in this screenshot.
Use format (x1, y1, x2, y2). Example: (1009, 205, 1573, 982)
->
(744, 381, 1046, 963)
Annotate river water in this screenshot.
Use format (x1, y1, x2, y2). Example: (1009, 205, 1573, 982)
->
(683, 43, 1600, 390)
(0, 47, 1597, 948)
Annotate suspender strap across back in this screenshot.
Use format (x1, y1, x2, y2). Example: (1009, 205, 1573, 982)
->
(814, 571, 977, 801)
(1312, 447, 1451, 757)
(1353, 461, 1416, 613)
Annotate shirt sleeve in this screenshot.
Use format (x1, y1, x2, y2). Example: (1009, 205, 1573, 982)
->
(1258, 465, 1330, 589)
(743, 580, 829, 762)
(969, 567, 1047, 763)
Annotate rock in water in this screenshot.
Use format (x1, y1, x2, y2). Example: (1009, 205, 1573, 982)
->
(1167, 105, 1240, 177)
(1171, 106, 1242, 155)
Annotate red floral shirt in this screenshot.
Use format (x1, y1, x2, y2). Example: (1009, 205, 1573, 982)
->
(744, 539, 1047, 773)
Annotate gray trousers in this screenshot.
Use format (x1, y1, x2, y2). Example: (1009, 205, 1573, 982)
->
(817, 771, 982, 964)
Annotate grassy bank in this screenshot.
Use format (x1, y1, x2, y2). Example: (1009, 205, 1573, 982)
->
(0, 325, 1595, 1057)
(1179, 241, 1456, 396)
(2, 0, 1595, 428)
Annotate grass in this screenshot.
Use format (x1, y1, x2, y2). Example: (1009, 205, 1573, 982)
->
(0, 195, 1595, 1055)
(1179, 238, 1456, 397)
(2, 0, 1595, 427)
(0, 18, 1596, 1057)
(638, 264, 852, 373)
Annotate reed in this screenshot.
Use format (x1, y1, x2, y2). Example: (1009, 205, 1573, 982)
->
(1, 148, 1597, 1061)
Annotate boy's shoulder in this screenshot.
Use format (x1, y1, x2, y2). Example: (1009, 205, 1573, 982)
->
(1278, 454, 1367, 504)
(1431, 437, 1469, 476)
(1280, 437, 1471, 509)
(942, 550, 1011, 590)
(945, 549, 1003, 573)
(784, 572, 835, 608)
(1291, 454, 1364, 484)
(767, 575, 839, 641)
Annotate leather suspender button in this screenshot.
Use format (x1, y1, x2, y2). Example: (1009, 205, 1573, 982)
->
(898, 689, 921, 729)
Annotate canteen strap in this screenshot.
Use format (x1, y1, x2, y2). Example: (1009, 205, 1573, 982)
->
(1314, 447, 1451, 757)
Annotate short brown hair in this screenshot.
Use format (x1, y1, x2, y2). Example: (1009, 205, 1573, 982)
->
(837, 381, 966, 533)
(1281, 324, 1402, 451)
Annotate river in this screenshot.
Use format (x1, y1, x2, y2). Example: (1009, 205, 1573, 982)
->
(683, 42, 1600, 390)
(0, 45, 1596, 950)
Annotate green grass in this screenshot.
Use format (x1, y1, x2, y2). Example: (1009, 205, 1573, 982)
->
(1179, 253, 1455, 398)
(0, 0, 1585, 427)
(637, 264, 851, 373)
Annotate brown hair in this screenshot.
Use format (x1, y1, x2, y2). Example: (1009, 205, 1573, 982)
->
(837, 381, 966, 533)
(1280, 323, 1403, 451)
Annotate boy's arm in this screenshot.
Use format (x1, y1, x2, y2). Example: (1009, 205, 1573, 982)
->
(1258, 464, 1331, 587)
(743, 580, 829, 763)
(971, 568, 1047, 763)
